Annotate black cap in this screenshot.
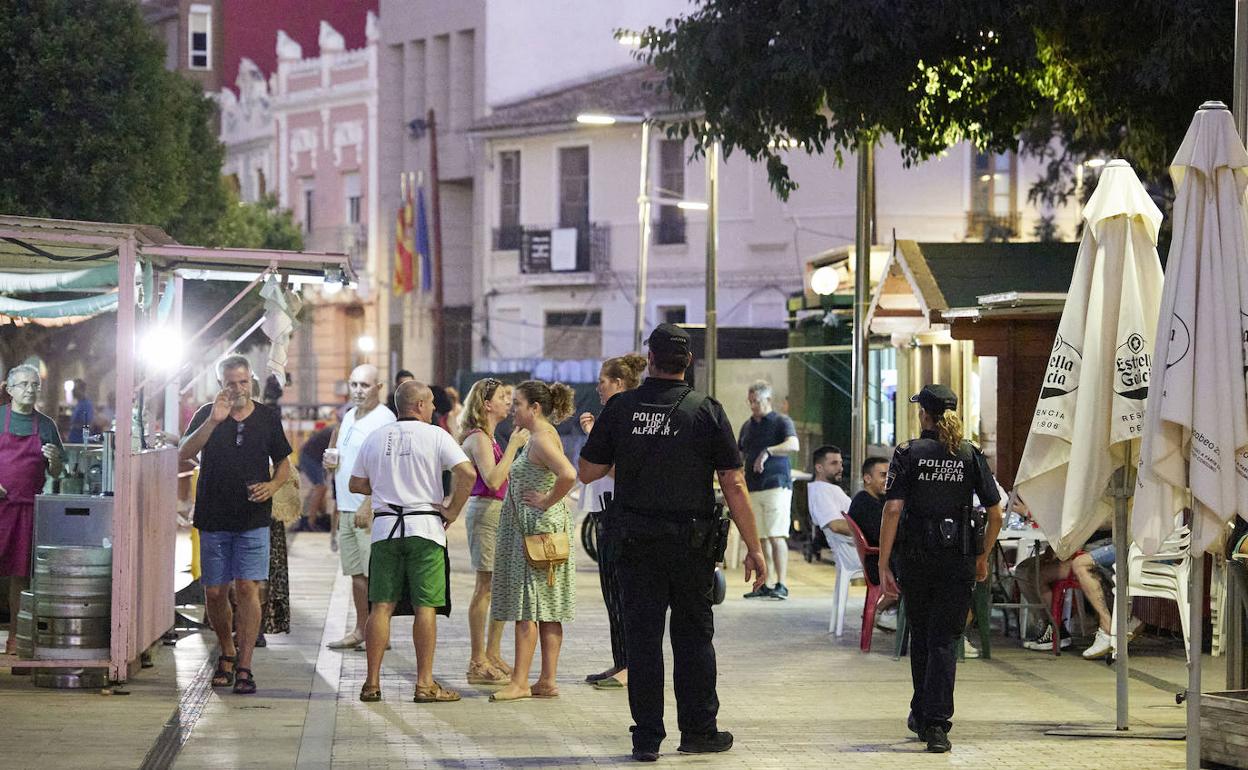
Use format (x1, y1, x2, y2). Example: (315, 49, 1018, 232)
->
(646, 323, 691, 356)
(910, 384, 958, 415)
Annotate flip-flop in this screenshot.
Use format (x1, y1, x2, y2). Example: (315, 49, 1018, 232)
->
(531, 685, 560, 698)
(584, 668, 618, 683)
(592, 676, 625, 690)
(489, 689, 532, 702)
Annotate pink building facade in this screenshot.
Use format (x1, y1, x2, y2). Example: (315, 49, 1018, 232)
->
(218, 12, 381, 405)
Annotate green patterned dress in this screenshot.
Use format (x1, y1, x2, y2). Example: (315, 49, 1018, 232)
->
(491, 446, 576, 622)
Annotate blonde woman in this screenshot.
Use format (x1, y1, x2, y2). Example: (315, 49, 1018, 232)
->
(459, 378, 529, 683)
(579, 353, 647, 690)
(490, 380, 578, 702)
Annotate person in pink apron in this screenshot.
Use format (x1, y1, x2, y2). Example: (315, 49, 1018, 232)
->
(1, 364, 64, 655)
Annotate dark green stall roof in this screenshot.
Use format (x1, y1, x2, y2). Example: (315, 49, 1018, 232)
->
(899, 241, 1080, 312)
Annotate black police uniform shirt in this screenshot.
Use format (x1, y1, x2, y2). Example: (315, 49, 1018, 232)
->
(580, 377, 741, 517)
(738, 411, 796, 492)
(885, 429, 1000, 523)
(187, 400, 293, 532)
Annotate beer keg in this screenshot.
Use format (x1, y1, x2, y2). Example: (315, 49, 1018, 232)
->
(30, 545, 111, 660)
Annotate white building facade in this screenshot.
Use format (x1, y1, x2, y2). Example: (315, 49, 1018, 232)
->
(372, 0, 1077, 382)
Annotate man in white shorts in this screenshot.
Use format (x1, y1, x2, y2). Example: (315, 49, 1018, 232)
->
(324, 364, 395, 649)
(738, 381, 799, 599)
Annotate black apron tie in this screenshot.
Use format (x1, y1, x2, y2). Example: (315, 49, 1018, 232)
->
(375, 504, 444, 540)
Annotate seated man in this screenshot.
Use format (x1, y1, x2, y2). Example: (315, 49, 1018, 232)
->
(847, 456, 897, 629)
(1017, 535, 1141, 657)
(806, 446, 859, 573)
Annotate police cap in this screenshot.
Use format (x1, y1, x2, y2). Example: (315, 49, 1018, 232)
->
(646, 322, 691, 356)
(910, 383, 958, 415)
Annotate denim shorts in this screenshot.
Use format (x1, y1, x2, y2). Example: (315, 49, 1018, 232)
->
(199, 526, 271, 586)
(1087, 543, 1116, 568)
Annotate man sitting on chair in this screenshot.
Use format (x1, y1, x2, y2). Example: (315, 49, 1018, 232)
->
(847, 456, 897, 630)
(806, 446, 861, 574)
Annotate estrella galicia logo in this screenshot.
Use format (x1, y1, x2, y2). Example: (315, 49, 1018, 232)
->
(1115, 332, 1152, 401)
(1041, 334, 1082, 399)
(1166, 314, 1190, 369)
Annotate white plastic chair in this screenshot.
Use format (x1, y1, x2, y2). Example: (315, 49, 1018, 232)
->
(1112, 518, 1192, 661)
(826, 527, 864, 636)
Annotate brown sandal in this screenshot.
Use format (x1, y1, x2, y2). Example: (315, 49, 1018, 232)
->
(531, 684, 560, 698)
(413, 680, 461, 703)
(359, 683, 382, 702)
(466, 661, 509, 685)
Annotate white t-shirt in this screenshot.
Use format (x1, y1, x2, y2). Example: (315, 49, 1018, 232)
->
(351, 419, 469, 546)
(582, 476, 615, 513)
(334, 405, 396, 512)
(807, 479, 852, 530)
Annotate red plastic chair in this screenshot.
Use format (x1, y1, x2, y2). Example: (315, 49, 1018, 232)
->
(845, 515, 884, 653)
(1049, 575, 1082, 656)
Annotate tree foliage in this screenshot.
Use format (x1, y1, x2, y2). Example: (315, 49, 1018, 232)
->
(636, 0, 1232, 202)
(211, 190, 305, 251)
(0, 0, 227, 242)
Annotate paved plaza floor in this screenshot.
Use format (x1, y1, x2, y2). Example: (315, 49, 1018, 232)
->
(0, 527, 1196, 768)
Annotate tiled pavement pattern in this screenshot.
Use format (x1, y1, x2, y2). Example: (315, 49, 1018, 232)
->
(2, 526, 1192, 768)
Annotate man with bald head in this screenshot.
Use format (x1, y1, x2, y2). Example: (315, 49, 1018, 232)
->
(324, 364, 395, 649)
(350, 380, 475, 702)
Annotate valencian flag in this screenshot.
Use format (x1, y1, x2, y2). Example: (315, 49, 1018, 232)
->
(393, 173, 415, 295)
(415, 184, 432, 292)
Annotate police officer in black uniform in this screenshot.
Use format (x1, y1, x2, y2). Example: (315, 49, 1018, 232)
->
(878, 384, 1003, 754)
(578, 323, 767, 763)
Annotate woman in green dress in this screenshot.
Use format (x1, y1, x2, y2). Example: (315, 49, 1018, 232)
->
(490, 380, 578, 702)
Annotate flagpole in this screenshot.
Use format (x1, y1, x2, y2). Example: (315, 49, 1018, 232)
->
(428, 108, 446, 384)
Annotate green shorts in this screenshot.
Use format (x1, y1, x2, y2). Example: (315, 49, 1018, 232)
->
(368, 536, 447, 607)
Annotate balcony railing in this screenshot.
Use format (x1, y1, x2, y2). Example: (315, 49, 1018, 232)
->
(966, 211, 1021, 241)
(505, 222, 610, 274)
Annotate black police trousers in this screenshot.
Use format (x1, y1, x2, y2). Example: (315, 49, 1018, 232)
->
(596, 523, 628, 670)
(896, 549, 976, 733)
(615, 529, 719, 752)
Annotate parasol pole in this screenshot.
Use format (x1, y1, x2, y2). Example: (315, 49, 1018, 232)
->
(1186, 502, 1204, 769)
(1113, 443, 1132, 731)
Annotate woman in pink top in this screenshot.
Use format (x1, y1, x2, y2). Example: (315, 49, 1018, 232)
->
(459, 378, 529, 684)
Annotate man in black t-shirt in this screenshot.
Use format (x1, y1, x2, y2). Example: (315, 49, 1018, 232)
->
(847, 456, 888, 582)
(579, 324, 766, 762)
(738, 381, 799, 599)
(179, 355, 292, 695)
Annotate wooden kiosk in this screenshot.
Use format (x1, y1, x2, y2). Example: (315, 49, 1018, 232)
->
(0, 215, 350, 681)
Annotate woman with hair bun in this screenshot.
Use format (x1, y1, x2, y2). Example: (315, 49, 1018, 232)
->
(490, 380, 578, 702)
(579, 353, 646, 690)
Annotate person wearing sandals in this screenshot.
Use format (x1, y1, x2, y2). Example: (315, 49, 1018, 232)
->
(324, 364, 396, 651)
(579, 353, 647, 691)
(457, 378, 530, 685)
(179, 355, 293, 695)
(489, 380, 578, 702)
(349, 380, 476, 704)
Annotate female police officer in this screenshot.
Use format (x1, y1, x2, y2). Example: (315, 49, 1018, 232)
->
(878, 384, 1003, 754)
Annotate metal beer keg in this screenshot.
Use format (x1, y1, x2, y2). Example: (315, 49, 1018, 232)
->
(30, 545, 111, 661)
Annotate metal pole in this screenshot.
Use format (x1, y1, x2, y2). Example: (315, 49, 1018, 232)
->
(705, 141, 720, 398)
(1113, 449, 1131, 731)
(634, 120, 653, 351)
(1235, 0, 1248, 142)
(1187, 510, 1205, 769)
(851, 137, 874, 490)
(428, 109, 446, 383)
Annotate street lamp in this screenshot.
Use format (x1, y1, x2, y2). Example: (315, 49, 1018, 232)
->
(576, 113, 653, 351)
